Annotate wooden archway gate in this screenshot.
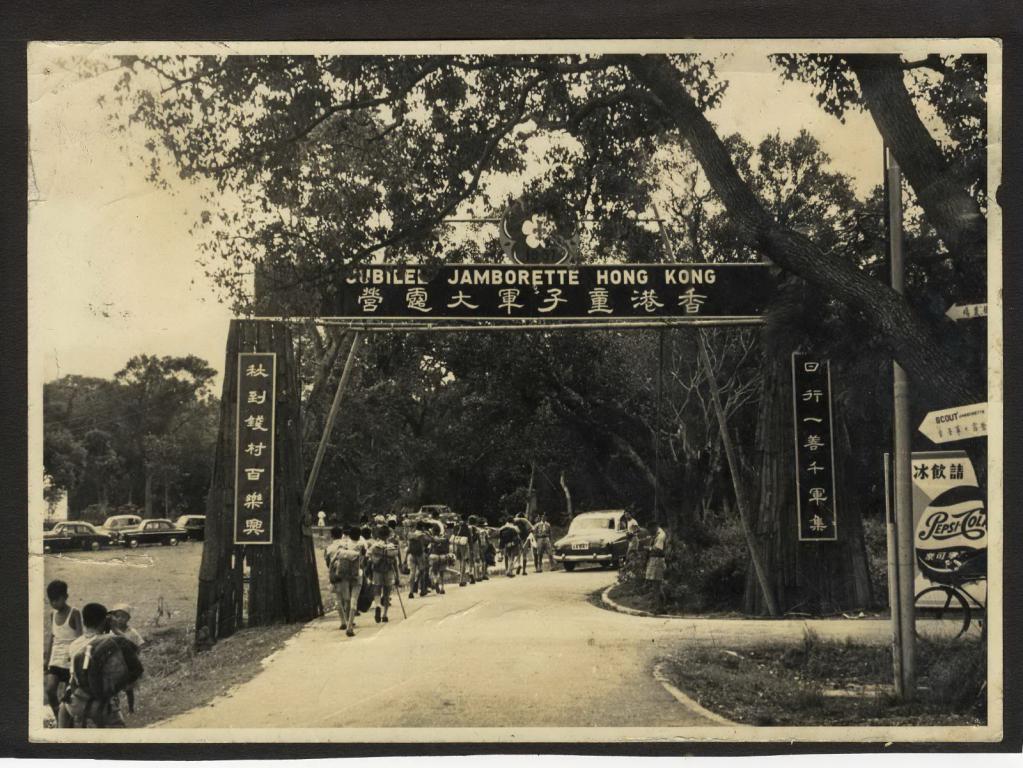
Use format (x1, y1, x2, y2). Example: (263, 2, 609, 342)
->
(196, 308, 781, 645)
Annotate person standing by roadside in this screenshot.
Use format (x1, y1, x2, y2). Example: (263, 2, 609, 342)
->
(533, 515, 555, 573)
(44, 580, 82, 721)
(499, 518, 521, 578)
(645, 522, 669, 614)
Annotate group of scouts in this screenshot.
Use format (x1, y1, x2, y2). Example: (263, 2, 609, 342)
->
(44, 579, 145, 728)
(322, 512, 559, 637)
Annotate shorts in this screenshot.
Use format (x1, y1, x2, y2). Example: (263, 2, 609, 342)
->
(46, 665, 70, 684)
(645, 555, 666, 582)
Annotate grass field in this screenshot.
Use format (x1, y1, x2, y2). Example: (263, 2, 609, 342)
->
(659, 631, 986, 726)
(43, 542, 204, 642)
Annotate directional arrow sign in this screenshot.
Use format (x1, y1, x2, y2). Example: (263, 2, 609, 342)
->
(946, 302, 987, 321)
(918, 402, 987, 443)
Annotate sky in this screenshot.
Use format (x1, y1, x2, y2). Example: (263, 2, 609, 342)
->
(28, 42, 888, 391)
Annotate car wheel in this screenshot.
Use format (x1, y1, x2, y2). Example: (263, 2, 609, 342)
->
(127, 538, 139, 549)
(169, 537, 179, 547)
(563, 562, 576, 572)
(90, 541, 100, 551)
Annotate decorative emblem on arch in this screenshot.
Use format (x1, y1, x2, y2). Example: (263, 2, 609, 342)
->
(499, 197, 580, 265)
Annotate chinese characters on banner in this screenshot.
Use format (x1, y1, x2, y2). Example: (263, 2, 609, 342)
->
(792, 354, 838, 541)
(311, 263, 775, 320)
(234, 352, 276, 545)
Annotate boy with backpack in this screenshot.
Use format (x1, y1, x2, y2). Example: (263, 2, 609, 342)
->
(429, 525, 450, 594)
(325, 526, 364, 636)
(369, 525, 401, 624)
(405, 521, 429, 599)
(59, 602, 143, 728)
(499, 518, 521, 577)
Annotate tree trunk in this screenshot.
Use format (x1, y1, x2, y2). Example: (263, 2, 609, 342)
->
(623, 55, 982, 408)
(196, 319, 323, 646)
(848, 55, 986, 266)
(743, 343, 873, 616)
(559, 470, 573, 523)
(144, 471, 153, 519)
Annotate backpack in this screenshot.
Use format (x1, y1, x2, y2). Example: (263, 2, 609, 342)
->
(369, 541, 389, 564)
(68, 635, 143, 725)
(407, 532, 424, 556)
(329, 547, 361, 583)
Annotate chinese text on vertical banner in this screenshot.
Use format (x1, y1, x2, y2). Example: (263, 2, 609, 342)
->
(234, 352, 276, 545)
(792, 354, 838, 541)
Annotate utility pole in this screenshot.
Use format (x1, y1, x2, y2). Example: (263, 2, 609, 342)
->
(886, 146, 916, 699)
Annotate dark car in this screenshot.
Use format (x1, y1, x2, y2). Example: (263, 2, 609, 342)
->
(43, 521, 113, 553)
(120, 518, 189, 548)
(553, 510, 648, 571)
(174, 514, 206, 541)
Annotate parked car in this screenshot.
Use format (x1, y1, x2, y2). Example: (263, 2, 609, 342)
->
(553, 510, 648, 571)
(120, 518, 189, 548)
(174, 514, 206, 541)
(43, 521, 113, 553)
(101, 514, 143, 543)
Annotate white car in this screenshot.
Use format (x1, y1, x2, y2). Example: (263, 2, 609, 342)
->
(553, 510, 646, 571)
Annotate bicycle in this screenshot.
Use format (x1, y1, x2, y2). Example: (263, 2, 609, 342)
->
(914, 576, 986, 641)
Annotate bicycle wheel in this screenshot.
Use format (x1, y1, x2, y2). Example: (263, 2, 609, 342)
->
(914, 585, 970, 641)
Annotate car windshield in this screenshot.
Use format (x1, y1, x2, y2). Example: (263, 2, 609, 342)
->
(569, 517, 616, 532)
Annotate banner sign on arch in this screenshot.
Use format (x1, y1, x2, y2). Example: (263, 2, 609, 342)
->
(315, 263, 774, 321)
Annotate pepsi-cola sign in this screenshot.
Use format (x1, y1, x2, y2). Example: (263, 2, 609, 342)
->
(915, 484, 986, 583)
(910, 450, 986, 605)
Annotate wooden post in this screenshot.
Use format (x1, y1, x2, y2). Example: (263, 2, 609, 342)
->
(196, 319, 323, 645)
(301, 332, 363, 522)
(698, 330, 779, 617)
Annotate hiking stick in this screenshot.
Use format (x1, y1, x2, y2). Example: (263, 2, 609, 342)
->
(393, 561, 407, 620)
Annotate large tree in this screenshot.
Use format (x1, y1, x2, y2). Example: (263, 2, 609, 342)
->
(113, 52, 984, 407)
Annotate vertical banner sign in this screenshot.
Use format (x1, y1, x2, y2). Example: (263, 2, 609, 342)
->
(792, 354, 838, 541)
(234, 352, 276, 545)
(911, 450, 986, 607)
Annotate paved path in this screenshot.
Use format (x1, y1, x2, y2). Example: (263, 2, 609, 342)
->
(158, 568, 892, 729)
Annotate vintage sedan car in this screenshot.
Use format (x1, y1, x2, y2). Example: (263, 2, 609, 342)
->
(174, 514, 206, 541)
(101, 514, 142, 543)
(43, 521, 113, 553)
(120, 518, 189, 548)
(554, 509, 647, 571)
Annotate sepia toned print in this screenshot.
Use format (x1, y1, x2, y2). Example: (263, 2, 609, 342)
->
(27, 38, 1002, 743)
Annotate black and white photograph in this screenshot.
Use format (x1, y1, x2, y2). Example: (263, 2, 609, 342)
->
(26, 38, 1003, 744)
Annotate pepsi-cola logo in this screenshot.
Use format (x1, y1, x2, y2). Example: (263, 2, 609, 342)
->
(915, 485, 986, 545)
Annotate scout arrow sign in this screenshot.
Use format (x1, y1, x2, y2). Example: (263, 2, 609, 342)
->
(918, 402, 987, 444)
(945, 302, 987, 321)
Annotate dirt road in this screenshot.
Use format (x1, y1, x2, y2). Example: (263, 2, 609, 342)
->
(159, 567, 893, 730)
